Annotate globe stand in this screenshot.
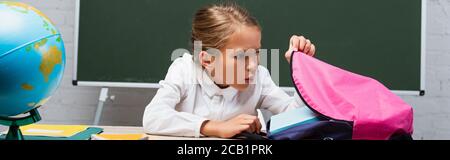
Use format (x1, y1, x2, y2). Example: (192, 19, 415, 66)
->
(0, 108, 41, 140)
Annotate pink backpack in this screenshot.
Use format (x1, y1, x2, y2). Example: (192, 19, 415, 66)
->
(282, 51, 414, 140)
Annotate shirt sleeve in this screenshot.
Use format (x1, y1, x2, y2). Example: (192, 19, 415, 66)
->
(258, 66, 306, 115)
(142, 58, 207, 138)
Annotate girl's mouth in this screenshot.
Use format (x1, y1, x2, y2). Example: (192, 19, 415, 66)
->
(245, 77, 254, 83)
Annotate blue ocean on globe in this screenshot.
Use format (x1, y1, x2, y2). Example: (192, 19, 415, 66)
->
(0, 2, 66, 117)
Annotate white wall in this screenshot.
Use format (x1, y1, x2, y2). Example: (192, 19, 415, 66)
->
(400, 0, 450, 140)
(6, 0, 450, 139)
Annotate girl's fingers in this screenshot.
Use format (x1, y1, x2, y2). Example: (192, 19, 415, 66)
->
(255, 118, 262, 134)
(241, 115, 258, 120)
(288, 35, 316, 58)
(304, 39, 312, 54)
(310, 44, 316, 56)
(241, 119, 255, 124)
(239, 124, 250, 132)
(299, 36, 306, 51)
(240, 117, 259, 133)
(285, 50, 292, 61)
(250, 123, 256, 133)
(289, 35, 296, 49)
(291, 35, 300, 51)
(243, 123, 255, 133)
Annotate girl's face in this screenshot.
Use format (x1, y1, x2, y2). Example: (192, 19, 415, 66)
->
(200, 26, 261, 91)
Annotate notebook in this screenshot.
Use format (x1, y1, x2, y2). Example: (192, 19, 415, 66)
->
(0, 124, 103, 140)
(91, 133, 146, 140)
(20, 124, 89, 137)
(269, 107, 320, 135)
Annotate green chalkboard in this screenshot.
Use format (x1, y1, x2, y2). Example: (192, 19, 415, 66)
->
(75, 0, 424, 93)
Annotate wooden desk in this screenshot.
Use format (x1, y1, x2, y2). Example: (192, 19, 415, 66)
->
(95, 126, 228, 140)
(1, 125, 228, 140)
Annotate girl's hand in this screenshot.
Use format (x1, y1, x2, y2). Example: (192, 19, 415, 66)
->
(285, 35, 316, 64)
(201, 114, 262, 138)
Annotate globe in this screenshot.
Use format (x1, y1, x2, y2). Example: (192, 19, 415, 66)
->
(0, 2, 65, 117)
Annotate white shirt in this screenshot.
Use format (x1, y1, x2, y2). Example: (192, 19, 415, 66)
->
(142, 53, 305, 137)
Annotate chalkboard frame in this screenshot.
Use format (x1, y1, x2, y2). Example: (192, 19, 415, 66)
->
(72, 0, 427, 96)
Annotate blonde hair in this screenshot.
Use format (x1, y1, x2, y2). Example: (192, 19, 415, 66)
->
(191, 3, 261, 51)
